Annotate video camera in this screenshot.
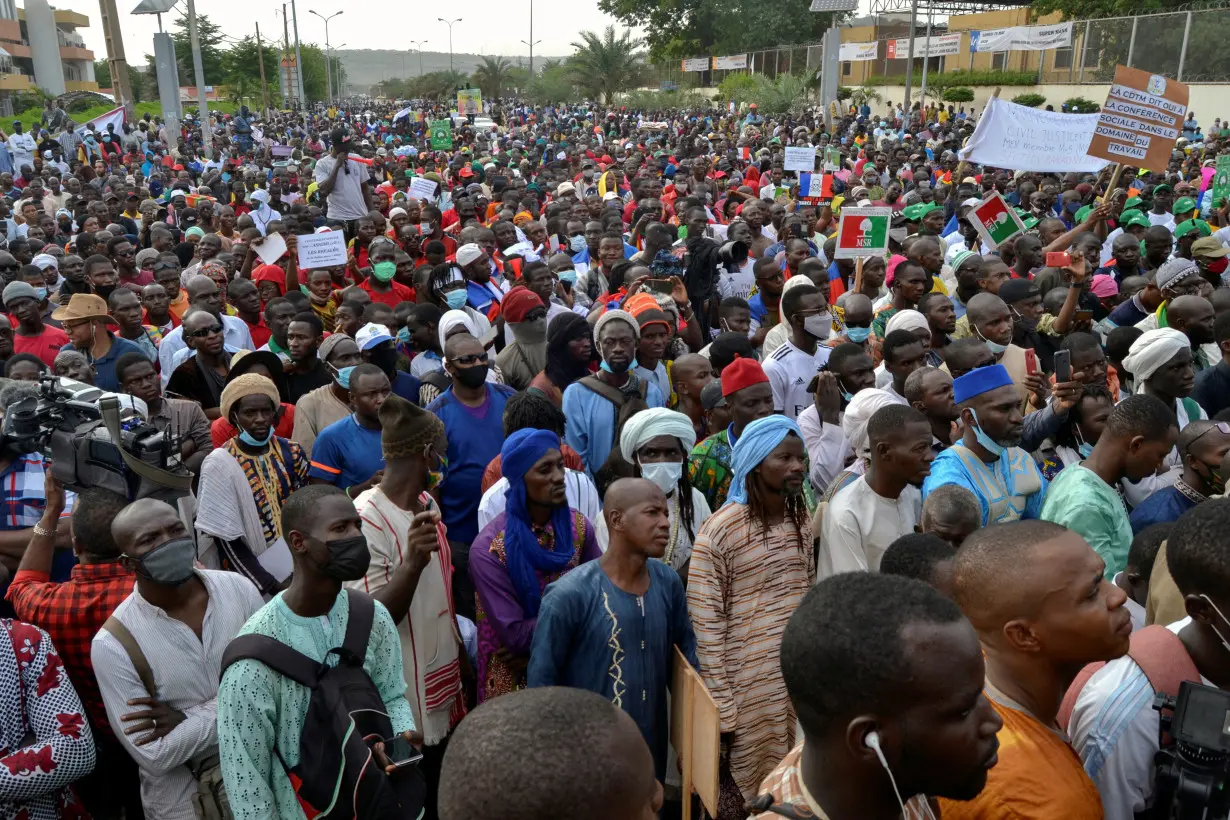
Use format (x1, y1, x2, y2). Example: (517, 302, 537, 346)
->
(1, 376, 194, 503)
(1153, 681, 1230, 819)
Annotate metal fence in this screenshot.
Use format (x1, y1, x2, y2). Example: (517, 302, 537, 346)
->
(649, 2, 1230, 89)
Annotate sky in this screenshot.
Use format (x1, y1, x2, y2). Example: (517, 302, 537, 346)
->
(48, 0, 621, 66)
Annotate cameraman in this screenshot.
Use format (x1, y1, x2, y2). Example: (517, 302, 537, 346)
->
(0, 381, 73, 616)
(1066, 499, 1230, 818)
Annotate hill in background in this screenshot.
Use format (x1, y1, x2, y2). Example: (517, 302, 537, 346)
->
(335, 48, 567, 91)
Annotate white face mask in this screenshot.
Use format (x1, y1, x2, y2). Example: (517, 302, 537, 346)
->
(803, 312, 832, 340)
(639, 460, 682, 495)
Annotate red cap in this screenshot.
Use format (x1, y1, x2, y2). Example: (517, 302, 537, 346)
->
(721, 355, 768, 397)
(502, 286, 543, 324)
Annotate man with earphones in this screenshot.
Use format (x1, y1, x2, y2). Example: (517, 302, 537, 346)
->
(752, 572, 1002, 820)
(941, 519, 1131, 820)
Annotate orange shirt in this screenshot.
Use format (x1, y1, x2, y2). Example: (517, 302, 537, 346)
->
(940, 695, 1103, 820)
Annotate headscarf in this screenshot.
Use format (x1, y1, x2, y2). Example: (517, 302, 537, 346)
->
(726, 415, 802, 507)
(253, 263, 286, 295)
(885, 308, 930, 338)
(438, 308, 479, 352)
(544, 312, 592, 386)
(619, 407, 697, 463)
(249, 189, 276, 236)
(1122, 328, 1190, 391)
(501, 428, 575, 616)
(842, 388, 900, 466)
(885, 254, 909, 287)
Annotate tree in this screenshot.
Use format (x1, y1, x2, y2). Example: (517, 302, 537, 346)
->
(223, 35, 280, 107)
(170, 12, 226, 87)
(472, 55, 513, 98)
(568, 26, 644, 104)
(527, 60, 579, 104)
(94, 59, 111, 89)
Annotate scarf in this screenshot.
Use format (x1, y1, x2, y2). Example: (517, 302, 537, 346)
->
(726, 415, 802, 507)
(501, 429, 575, 616)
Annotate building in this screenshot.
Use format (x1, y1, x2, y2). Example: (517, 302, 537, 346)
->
(0, 0, 97, 104)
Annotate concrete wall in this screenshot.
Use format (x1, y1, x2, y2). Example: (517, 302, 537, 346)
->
(23, 0, 62, 95)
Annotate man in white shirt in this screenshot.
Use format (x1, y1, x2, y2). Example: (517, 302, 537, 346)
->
(313, 127, 373, 227)
(157, 276, 254, 386)
(797, 343, 878, 490)
(92, 499, 263, 820)
(819, 404, 934, 580)
(7, 120, 35, 172)
(763, 281, 832, 420)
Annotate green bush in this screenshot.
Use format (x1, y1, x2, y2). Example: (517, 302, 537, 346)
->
(942, 86, 974, 102)
(865, 69, 1037, 88)
(1064, 96, 1100, 113)
(1012, 92, 1047, 108)
(837, 86, 853, 101)
(717, 73, 758, 101)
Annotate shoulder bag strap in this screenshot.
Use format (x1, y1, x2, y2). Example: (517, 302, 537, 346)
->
(102, 616, 156, 697)
(221, 634, 322, 689)
(341, 589, 375, 662)
(579, 375, 627, 408)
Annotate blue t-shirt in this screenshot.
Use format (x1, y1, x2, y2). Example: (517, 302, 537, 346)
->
(391, 370, 421, 404)
(427, 383, 517, 543)
(309, 415, 385, 489)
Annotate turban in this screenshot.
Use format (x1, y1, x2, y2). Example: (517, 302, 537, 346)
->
(842, 388, 900, 464)
(1090, 274, 1120, 298)
(619, 408, 697, 463)
(502, 287, 543, 324)
(185, 226, 206, 239)
(455, 243, 484, 267)
(953, 363, 1014, 404)
(501, 429, 575, 616)
(721, 356, 768, 397)
(1123, 328, 1190, 390)
(438, 308, 479, 352)
(727, 415, 802, 507)
(595, 309, 639, 343)
(884, 308, 930, 338)
(513, 211, 535, 227)
(220, 373, 280, 421)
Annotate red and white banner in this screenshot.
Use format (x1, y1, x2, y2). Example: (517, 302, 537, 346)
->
(74, 106, 125, 138)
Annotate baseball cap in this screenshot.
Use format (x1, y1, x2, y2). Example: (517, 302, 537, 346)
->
(1191, 236, 1229, 259)
(700, 379, 727, 411)
(355, 322, 394, 351)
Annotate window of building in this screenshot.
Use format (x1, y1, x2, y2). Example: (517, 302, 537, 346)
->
(992, 52, 1008, 70)
(842, 60, 851, 76)
(1053, 46, 1073, 69)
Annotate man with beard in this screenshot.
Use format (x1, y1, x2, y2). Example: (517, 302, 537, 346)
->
(923, 364, 1048, 526)
(1166, 294, 1217, 373)
(56, 292, 145, 392)
(819, 404, 935, 580)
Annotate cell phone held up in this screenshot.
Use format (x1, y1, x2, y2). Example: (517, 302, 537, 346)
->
(1045, 252, 1071, 268)
(1054, 349, 1072, 383)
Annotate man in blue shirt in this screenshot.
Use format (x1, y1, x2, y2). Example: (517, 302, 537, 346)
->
(54, 293, 145, 392)
(309, 364, 391, 496)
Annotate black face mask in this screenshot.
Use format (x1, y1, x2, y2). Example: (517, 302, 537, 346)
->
(367, 345, 399, 378)
(454, 363, 489, 389)
(315, 535, 370, 582)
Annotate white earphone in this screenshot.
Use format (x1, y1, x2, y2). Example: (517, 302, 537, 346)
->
(864, 730, 907, 817)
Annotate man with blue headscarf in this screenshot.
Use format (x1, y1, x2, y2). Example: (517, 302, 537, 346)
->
(923, 363, 1048, 526)
(686, 414, 815, 811)
(470, 428, 600, 704)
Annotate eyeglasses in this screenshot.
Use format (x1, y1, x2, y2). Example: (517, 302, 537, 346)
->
(1189, 422, 1230, 449)
(188, 324, 224, 338)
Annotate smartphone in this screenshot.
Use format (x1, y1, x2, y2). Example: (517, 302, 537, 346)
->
(1023, 348, 1039, 377)
(379, 736, 423, 770)
(1054, 349, 1071, 383)
(646, 277, 674, 295)
(1075, 309, 1093, 323)
(1045, 252, 1071, 268)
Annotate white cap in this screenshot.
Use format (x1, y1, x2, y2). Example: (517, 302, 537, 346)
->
(456, 243, 484, 267)
(556, 181, 576, 196)
(31, 253, 58, 270)
(602, 191, 619, 201)
(355, 322, 394, 351)
(961, 197, 982, 208)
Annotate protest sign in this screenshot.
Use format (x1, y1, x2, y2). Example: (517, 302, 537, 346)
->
(271, 144, 293, 158)
(457, 88, 482, 114)
(409, 176, 439, 202)
(958, 97, 1110, 173)
(834, 207, 891, 259)
(1087, 65, 1188, 171)
(969, 23, 1072, 53)
(296, 231, 347, 269)
(886, 33, 960, 59)
(681, 58, 709, 72)
(254, 232, 287, 265)
(823, 145, 842, 171)
(711, 55, 747, 70)
(74, 106, 124, 139)
(970, 192, 1025, 250)
(839, 42, 879, 61)
(783, 146, 817, 173)
(799, 172, 834, 200)
(1213, 155, 1230, 206)
(429, 120, 453, 149)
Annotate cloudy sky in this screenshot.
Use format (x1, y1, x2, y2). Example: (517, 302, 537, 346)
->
(50, 0, 621, 66)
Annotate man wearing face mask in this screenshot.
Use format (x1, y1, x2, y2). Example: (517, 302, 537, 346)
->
(92, 497, 263, 820)
(764, 282, 832, 421)
(495, 288, 548, 391)
(1068, 499, 1230, 820)
(218, 485, 420, 820)
(355, 322, 421, 404)
(360, 238, 414, 308)
(923, 364, 1049, 527)
(195, 374, 310, 595)
(1129, 420, 1230, 534)
(964, 292, 1037, 407)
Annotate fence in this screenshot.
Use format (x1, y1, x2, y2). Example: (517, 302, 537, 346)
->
(649, 2, 1230, 91)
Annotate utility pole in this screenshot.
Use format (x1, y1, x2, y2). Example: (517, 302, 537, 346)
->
(903, 0, 918, 112)
(255, 22, 270, 116)
(438, 17, 461, 73)
(185, 0, 211, 157)
(291, 0, 306, 106)
(97, 0, 134, 110)
(528, 0, 533, 78)
(409, 40, 427, 76)
(281, 5, 293, 106)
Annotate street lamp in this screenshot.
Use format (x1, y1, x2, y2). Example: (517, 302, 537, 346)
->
(521, 38, 541, 90)
(308, 9, 343, 103)
(438, 18, 461, 73)
(332, 43, 346, 97)
(409, 39, 427, 77)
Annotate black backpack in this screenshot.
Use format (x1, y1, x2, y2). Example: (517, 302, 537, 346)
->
(221, 591, 426, 820)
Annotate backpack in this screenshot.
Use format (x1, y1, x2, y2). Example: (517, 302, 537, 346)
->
(578, 374, 650, 450)
(221, 591, 425, 820)
(1056, 624, 1201, 733)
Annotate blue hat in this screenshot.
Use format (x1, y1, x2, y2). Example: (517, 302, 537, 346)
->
(953, 364, 1014, 404)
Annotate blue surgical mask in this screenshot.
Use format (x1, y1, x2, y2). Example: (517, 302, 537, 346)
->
(331, 364, 356, 389)
(600, 357, 638, 374)
(444, 289, 468, 310)
(397, 326, 411, 344)
(975, 326, 1008, 355)
(845, 326, 871, 343)
(1074, 426, 1093, 459)
(559, 269, 577, 285)
(238, 428, 274, 447)
(222, 172, 231, 183)
(569, 234, 587, 253)
(34, 287, 47, 300)
(968, 408, 1004, 458)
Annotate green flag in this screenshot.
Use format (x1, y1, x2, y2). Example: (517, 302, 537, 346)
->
(430, 120, 453, 150)
(1214, 155, 1230, 207)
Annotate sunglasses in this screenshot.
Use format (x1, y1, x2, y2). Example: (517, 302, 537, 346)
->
(1189, 422, 1230, 448)
(188, 324, 224, 338)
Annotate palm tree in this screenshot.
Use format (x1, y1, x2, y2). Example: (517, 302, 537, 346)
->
(472, 55, 513, 99)
(568, 26, 645, 104)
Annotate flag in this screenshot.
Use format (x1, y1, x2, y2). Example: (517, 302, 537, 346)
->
(971, 192, 1024, 250)
(429, 120, 453, 150)
(739, 146, 751, 161)
(799, 172, 834, 200)
(74, 106, 125, 139)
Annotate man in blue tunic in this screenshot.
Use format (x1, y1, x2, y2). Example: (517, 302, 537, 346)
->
(528, 477, 697, 780)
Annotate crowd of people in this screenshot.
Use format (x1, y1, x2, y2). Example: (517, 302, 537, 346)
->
(0, 89, 1227, 820)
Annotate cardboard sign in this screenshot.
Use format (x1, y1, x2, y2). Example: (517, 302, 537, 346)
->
(253, 232, 287, 265)
(970, 192, 1026, 250)
(1088, 65, 1188, 172)
(296, 231, 347, 269)
(799, 172, 834, 199)
(783, 146, 817, 173)
(834, 207, 891, 259)
(1214, 155, 1230, 207)
(271, 144, 293, 158)
(670, 648, 719, 820)
(409, 176, 438, 202)
(429, 119, 453, 149)
(823, 146, 842, 171)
